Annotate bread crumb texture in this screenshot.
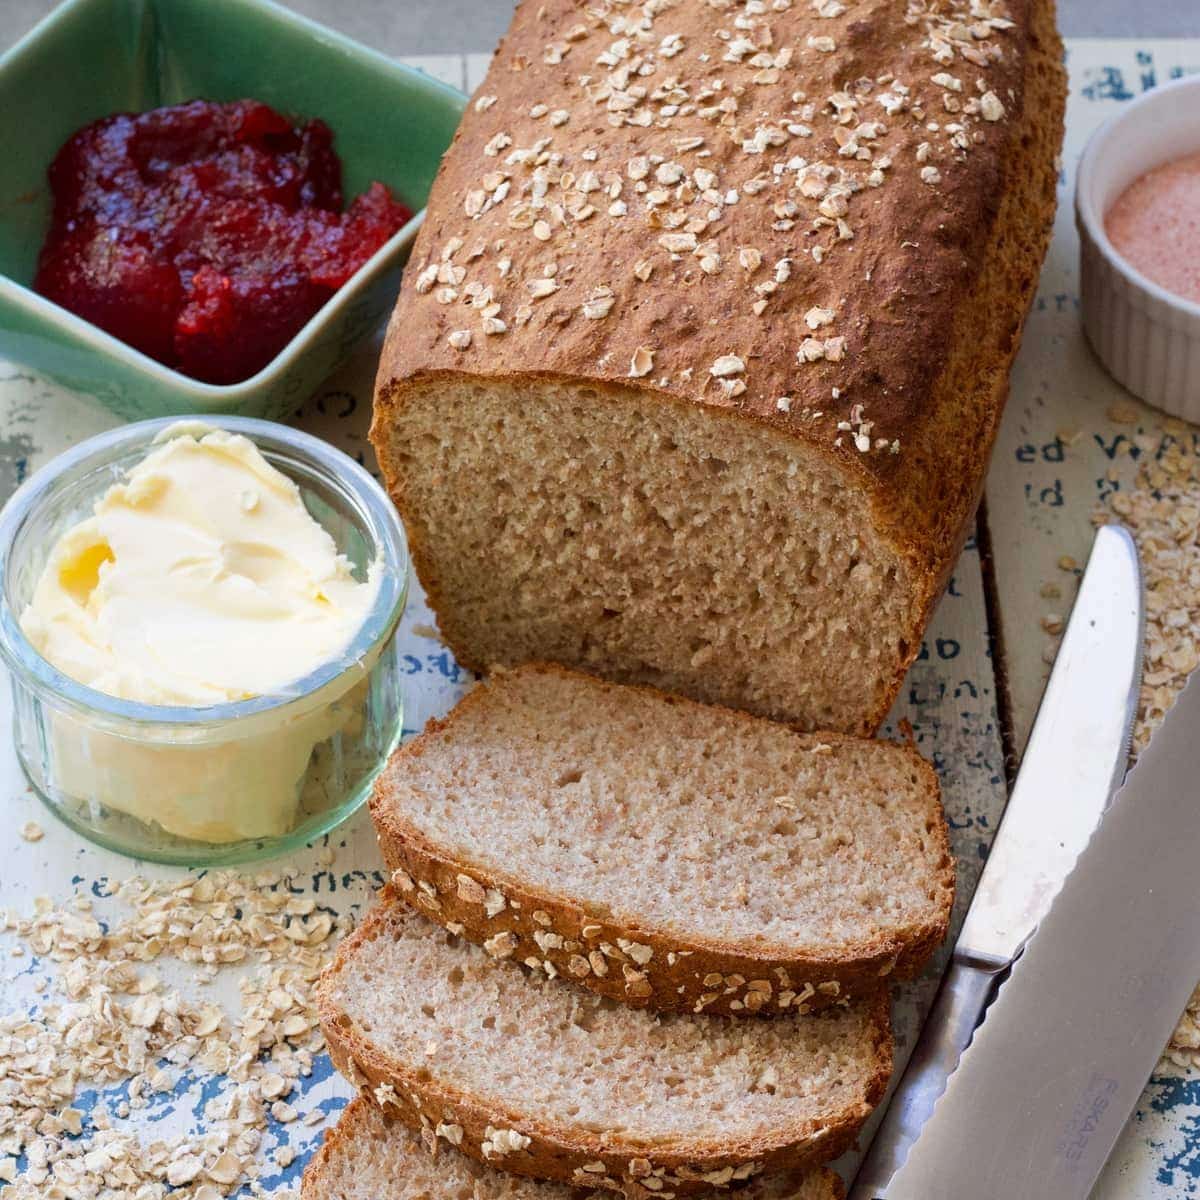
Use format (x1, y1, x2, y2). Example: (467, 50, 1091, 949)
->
(372, 663, 953, 1011)
(301, 1098, 844, 1199)
(318, 900, 890, 1194)
(374, 0, 1067, 733)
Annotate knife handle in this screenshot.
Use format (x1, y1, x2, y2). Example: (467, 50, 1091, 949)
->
(848, 956, 1003, 1200)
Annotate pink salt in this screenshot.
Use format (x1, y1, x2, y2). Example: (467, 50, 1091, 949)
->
(1106, 151, 1200, 305)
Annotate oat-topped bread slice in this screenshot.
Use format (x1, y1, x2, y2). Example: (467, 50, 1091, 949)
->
(317, 900, 890, 1196)
(372, 664, 952, 1016)
(370, 0, 1066, 735)
(302, 1097, 846, 1200)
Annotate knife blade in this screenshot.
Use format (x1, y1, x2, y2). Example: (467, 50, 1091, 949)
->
(882, 651, 1200, 1199)
(849, 523, 1143, 1200)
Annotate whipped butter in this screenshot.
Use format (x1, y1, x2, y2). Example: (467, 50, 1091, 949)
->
(20, 426, 381, 843)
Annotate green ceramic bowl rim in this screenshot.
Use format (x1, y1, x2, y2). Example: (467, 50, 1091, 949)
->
(0, 0, 465, 400)
(0, 415, 410, 727)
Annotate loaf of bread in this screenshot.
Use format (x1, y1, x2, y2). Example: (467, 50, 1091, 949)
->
(302, 1098, 846, 1200)
(372, 663, 953, 1015)
(317, 898, 891, 1196)
(370, 0, 1066, 733)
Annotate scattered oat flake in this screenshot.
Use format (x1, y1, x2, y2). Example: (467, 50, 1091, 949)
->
(19, 821, 43, 842)
(1087, 414, 1200, 1063)
(0, 864, 342, 1197)
(710, 355, 745, 378)
(659, 232, 697, 254)
(629, 347, 656, 378)
(979, 91, 1005, 121)
(582, 289, 615, 319)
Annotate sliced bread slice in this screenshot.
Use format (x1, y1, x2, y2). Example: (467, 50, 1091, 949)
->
(317, 898, 891, 1197)
(371, 664, 953, 1015)
(301, 1098, 846, 1200)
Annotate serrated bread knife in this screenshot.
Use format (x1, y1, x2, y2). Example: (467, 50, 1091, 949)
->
(849, 523, 1144, 1200)
(875, 607, 1200, 1198)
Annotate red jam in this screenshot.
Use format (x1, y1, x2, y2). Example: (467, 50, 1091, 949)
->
(35, 100, 411, 384)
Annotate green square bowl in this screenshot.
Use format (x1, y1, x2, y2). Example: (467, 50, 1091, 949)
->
(0, 0, 464, 421)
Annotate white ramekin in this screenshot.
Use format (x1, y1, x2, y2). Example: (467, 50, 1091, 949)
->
(1077, 74, 1200, 421)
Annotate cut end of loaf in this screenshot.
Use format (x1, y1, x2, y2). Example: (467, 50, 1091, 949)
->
(302, 1098, 845, 1200)
(375, 376, 923, 734)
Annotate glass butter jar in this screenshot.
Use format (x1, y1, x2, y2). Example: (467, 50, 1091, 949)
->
(0, 417, 407, 866)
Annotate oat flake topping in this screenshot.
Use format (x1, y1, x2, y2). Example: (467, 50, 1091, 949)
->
(401, 0, 1019, 459)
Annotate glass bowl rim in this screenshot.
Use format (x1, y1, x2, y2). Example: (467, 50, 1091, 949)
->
(0, 414, 408, 727)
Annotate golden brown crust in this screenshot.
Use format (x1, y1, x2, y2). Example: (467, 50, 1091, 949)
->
(865, 0, 1068, 715)
(301, 1107, 354, 1199)
(316, 898, 892, 1197)
(375, 0, 1041, 508)
(370, 662, 954, 1016)
(370, 0, 1065, 735)
(302, 1098, 848, 1200)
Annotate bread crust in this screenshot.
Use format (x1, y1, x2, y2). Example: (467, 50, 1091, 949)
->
(301, 1098, 848, 1200)
(370, 663, 954, 1017)
(317, 896, 891, 1198)
(369, 0, 1067, 735)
